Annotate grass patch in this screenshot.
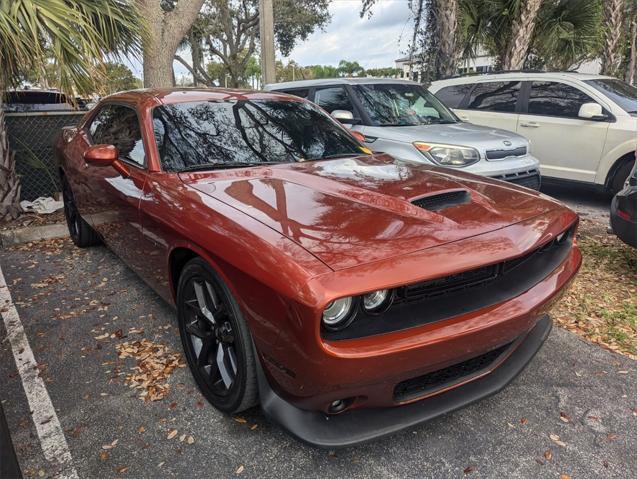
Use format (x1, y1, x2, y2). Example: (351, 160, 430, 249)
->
(553, 218, 637, 359)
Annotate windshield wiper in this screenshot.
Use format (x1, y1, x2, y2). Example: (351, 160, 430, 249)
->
(321, 153, 361, 160)
(180, 161, 275, 172)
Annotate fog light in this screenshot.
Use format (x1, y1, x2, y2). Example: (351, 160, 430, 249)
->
(328, 399, 348, 414)
(322, 297, 354, 330)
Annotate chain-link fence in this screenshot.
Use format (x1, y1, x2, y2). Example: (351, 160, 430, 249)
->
(5, 111, 86, 201)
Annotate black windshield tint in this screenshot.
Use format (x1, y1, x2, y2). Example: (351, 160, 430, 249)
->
(584, 79, 637, 114)
(152, 99, 363, 171)
(352, 84, 458, 126)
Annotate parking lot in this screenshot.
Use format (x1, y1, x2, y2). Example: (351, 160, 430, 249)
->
(0, 185, 636, 479)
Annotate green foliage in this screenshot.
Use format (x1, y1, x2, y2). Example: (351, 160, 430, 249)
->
(102, 62, 142, 95)
(365, 67, 401, 77)
(457, 0, 603, 71)
(337, 60, 365, 77)
(0, 0, 143, 96)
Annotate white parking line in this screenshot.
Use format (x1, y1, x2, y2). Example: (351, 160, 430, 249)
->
(0, 265, 79, 479)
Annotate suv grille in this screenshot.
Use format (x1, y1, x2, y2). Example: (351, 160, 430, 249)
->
(412, 190, 470, 211)
(393, 342, 513, 402)
(492, 169, 541, 191)
(486, 146, 527, 160)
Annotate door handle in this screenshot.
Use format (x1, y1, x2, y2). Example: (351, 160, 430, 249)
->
(520, 121, 540, 128)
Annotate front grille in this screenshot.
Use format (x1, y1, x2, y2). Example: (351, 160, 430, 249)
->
(492, 169, 541, 191)
(486, 146, 527, 160)
(412, 190, 470, 211)
(393, 342, 512, 402)
(323, 222, 576, 341)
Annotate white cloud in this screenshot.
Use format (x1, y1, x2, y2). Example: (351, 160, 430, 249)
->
(284, 0, 414, 68)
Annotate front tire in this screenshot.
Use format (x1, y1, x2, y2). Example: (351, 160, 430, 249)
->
(61, 175, 100, 247)
(177, 258, 258, 414)
(609, 159, 634, 196)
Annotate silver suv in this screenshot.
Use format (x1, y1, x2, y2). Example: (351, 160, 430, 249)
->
(265, 78, 542, 189)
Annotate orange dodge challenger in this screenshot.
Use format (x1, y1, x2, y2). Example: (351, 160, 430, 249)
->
(56, 88, 581, 447)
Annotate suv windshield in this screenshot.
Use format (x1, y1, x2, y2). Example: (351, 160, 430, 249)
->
(352, 83, 458, 126)
(153, 99, 364, 172)
(584, 79, 637, 115)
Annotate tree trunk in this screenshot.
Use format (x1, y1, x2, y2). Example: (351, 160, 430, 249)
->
(501, 0, 543, 70)
(0, 96, 22, 221)
(601, 0, 624, 77)
(626, 15, 637, 85)
(137, 0, 206, 88)
(434, 0, 458, 78)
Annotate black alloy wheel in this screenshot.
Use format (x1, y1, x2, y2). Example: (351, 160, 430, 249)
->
(177, 258, 258, 413)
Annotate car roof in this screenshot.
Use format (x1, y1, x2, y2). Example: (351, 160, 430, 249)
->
(101, 87, 301, 108)
(265, 77, 417, 90)
(430, 71, 615, 87)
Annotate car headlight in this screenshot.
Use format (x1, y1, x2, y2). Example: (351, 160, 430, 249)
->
(413, 142, 480, 167)
(322, 297, 354, 329)
(362, 289, 391, 313)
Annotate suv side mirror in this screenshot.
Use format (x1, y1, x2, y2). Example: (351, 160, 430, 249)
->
(331, 110, 355, 123)
(578, 102, 607, 121)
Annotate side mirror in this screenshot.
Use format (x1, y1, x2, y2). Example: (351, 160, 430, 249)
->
(578, 102, 606, 121)
(84, 144, 118, 166)
(331, 109, 355, 123)
(83, 144, 130, 177)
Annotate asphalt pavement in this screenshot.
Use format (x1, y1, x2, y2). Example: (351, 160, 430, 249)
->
(0, 190, 635, 478)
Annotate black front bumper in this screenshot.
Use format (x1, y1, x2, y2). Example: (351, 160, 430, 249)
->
(257, 315, 552, 448)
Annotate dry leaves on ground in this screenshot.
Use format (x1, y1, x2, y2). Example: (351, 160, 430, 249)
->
(116, 339, 185, 402)
(552, 218, 637, 359)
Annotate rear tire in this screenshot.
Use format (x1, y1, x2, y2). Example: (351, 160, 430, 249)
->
(177, 258, 258, 414)
(61, 175, 100, 247)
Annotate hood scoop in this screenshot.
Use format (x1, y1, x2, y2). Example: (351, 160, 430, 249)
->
(412, 190, 471, 211)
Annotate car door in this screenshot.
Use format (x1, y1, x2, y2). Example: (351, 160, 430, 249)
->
(453, 80, 522, 133)
(83, 103, 150, 273)
(517, 81, 610, 183)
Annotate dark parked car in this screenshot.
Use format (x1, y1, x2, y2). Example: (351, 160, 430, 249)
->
(611, 160, 637, 248)
(56, 88, 581, 447)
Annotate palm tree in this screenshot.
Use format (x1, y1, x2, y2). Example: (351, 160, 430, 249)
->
(531, 0, 602, 71)
(624, 0, 637, 84)
(0, 0, 142, 220)
(601, 0, 625, 76)
(337, 60, 365, 77)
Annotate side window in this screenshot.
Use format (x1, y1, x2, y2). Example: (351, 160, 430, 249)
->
(280, 88, 309, 99)
(435, 84, 472, 108)
(527, 81, 594, 118)
(314, 87, 354, 114)
(87, 105, 145, 166)
(467, 81, 521, 112)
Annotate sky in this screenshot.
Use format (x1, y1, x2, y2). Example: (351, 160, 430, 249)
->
(125, 0, 414, 81)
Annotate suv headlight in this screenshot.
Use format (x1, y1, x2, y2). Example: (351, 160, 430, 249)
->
(413, 142, 480, 167)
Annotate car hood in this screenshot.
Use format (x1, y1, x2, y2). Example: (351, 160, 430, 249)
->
(363, 122, 528, 153)
(182, 155, 561, 271)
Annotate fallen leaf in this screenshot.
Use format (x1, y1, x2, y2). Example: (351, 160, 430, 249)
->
(544, 450, 552, 461)
(101, 439, 118, 450)
(116, 466, 129, 474)
(520, 417, 528, 425)
(179, 434, 186, 442)
(550, 434, 566, 447)
(560, 475, 571, 479)
(99, 451, 109, 462)
(463, 466, 475, 475)
(250, 424, 258, 431)
(137, 426, 145, 433)
(559, 412, 571, 423)
(233, 416, 247, 424)
(186, 436, 195, 444)
(167, 429, 178, 440)
(235, 465, 244, 474)
(606, 433, 619, 441)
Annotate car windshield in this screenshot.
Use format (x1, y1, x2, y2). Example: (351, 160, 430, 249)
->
(351, 83, 459, 126)
(152, 99, 364, 172)
(584, 79, 637, 115)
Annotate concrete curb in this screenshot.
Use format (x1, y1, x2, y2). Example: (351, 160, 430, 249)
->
(0, 223, 68, 248)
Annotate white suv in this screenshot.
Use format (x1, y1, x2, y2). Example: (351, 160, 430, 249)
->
(430, 72, 637, 193)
